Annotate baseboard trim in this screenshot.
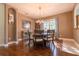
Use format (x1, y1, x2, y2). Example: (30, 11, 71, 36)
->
(0, 44, 8, 48)
(0, 39, 22, 48)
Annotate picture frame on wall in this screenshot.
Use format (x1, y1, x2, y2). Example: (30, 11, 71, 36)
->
(22, 20, 31, 31)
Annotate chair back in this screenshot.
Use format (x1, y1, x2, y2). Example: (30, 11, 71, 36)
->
(34, 30, 44, 34)
(33, 30, 44, 41)
(47, 30, 55, 34)
(47, 30, 55, 40)
(21, 31, 31, 40)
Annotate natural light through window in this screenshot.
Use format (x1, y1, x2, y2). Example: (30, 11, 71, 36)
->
(43, 18, 56, 30)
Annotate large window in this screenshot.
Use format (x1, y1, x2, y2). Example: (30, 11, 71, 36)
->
(43, 18, 56, 30)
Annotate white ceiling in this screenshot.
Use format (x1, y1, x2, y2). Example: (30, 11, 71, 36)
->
(8, 3, 75, 19)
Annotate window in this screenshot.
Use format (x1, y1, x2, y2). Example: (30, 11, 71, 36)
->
(43, 18, 56, 30)
(43, 21, 49, 30)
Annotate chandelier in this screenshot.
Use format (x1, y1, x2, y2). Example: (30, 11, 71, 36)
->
(36, 5, 43, 24)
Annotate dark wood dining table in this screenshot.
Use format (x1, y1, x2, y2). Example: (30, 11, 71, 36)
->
(33, 33, 48, 38)
(33, 33, 51, 47)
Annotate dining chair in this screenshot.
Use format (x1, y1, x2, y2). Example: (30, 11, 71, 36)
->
(34, 30, 44, 34)
(21, 31, 33, 48)
(46, 30, 55, 42)
(33, 30, 45, 47)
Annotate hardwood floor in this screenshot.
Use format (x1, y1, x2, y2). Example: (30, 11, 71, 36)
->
(0, 46, 51, 56)
(0, 40, 78, 56)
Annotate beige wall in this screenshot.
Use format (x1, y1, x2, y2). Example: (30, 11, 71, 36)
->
(58, 11, 73, 39)
(5, 4, 35, 42)
(39, 11, 74, 39)
(6, 4, 74, 43)
(35, 11, 74, 39)
(36, 11, 74, 39)
(17, 12, 35, 39)
(0, 4, 74, 45)
(0, 4, 5, 45)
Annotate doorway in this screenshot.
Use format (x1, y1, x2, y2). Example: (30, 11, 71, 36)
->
(8, 8, 16, 42)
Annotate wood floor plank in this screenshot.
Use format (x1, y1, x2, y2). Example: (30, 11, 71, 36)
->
(0, 41, 78, 56)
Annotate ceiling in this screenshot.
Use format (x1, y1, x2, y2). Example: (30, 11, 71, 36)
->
(7, 3, 75, 19)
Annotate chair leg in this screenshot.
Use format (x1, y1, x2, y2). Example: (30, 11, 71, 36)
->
(43, 39, 45, 47)
(33, 40, 35, 47)
(28, 40, 30, 48)
(33, 41, 36, 48)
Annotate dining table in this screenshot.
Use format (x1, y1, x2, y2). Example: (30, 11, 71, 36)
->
(33, 32, 53, 47)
